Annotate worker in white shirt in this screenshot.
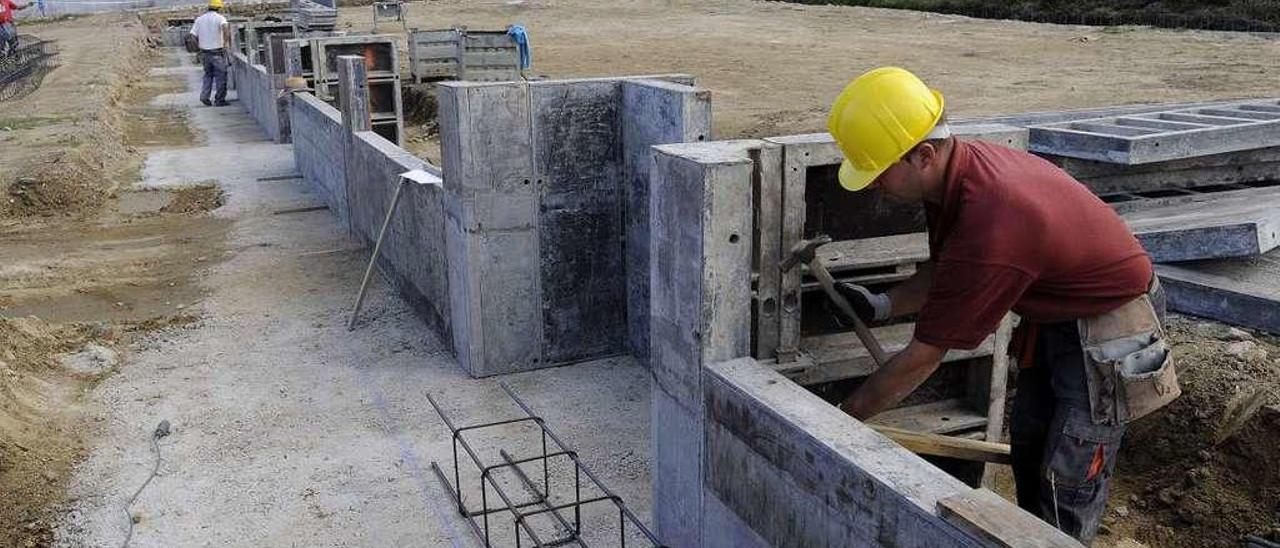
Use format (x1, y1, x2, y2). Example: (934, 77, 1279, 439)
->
(189, 0, 231, 106)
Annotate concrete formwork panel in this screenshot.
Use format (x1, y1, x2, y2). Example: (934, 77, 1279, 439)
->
(1157, 250, 1280, 334)
(702, 358, 1079, 547)
(347, 131, 451, 337)
(436, 75, 709, 377)
(622, 79, 713, 362)
(648, 140, 758, 546)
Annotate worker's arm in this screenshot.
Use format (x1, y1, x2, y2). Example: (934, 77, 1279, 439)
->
(840, 338, 946, 420)
(886, 260, 933, 316)
(221, 22, 231, 52)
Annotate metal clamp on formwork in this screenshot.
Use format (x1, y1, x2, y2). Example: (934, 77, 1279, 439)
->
(428, 383, 665, 548)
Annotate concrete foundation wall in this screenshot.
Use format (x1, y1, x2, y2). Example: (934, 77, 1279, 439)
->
(231, 53, 286, 142)
(290, 93, 350, 226)
(437, 75, 710, 377)
(704, 358, 982, 547)
(347, 131, 451, 340)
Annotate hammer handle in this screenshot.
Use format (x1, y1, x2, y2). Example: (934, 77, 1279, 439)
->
(807, 259, 890, 366)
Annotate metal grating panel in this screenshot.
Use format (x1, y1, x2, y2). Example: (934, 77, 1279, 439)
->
(1028, 99, 1280, 164)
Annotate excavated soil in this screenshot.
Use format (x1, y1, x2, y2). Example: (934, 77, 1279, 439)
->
(1103, 318, 1280, 547)
(0, 14, 229, 548)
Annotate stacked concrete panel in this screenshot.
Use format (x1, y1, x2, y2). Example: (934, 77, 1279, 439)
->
(437, 75, 709, 377)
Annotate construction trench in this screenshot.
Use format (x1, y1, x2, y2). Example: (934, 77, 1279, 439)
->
(3, 3, 1280, 548)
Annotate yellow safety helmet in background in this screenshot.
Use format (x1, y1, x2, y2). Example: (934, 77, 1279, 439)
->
(827, 67, 945, 192)
(209, 0, 224, 9)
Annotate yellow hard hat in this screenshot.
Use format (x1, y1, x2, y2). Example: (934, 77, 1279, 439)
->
(827, 67, 945, 192)
(208, 0, 223, 8)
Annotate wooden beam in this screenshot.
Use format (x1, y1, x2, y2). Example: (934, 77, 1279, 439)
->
(869, 424, 1012, 465)
(938, 488, 1084, 547)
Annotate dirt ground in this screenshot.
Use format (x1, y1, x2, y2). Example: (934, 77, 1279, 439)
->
(0, 13, 229, 548)
(346, 0, 1280, 161)
(1, 1, 1279, 547)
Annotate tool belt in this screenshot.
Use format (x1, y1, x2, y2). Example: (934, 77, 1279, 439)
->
(1078, 284, 1180, 425)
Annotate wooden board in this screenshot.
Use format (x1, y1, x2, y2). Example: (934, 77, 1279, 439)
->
(870, 425, 1011, 465)
(775, 323, 995, 385)
(938, 488, 1084, 547)
(815, 232, 929, 272)
(869, 398, 988, 435)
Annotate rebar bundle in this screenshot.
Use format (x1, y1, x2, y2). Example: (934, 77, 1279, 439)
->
(0, 35, 59, 102)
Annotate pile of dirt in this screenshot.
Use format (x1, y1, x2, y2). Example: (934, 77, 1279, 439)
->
(160, 185, 224, 214)
(0, 317, 117, 548)
(1105, 317, 1280, 547)
(2, 34, 154, 220)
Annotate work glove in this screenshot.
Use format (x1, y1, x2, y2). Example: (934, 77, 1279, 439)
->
(830, 282, 892, 325)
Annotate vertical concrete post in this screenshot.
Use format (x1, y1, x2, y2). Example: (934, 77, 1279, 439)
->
(620, 79, 712, 366)
(648, 140, 757, 546)
(337, 55, 371, 134)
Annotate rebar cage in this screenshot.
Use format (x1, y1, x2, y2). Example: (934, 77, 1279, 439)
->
(0, 35, 59, 102)
(428, 383, 665, 548)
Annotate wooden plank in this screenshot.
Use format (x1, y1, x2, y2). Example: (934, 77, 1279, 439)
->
(938, 488, 1084, 547)
(868, 398, 988, 434)
(870, 425, 1011, 465)
(776, 323, 996, 385)
(815, 232, 929, 272)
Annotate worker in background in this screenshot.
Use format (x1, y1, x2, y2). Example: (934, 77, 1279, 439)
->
(0, 0, 32, 57)
(190, 0, 231, 107)
(825, 67, 1180, 544)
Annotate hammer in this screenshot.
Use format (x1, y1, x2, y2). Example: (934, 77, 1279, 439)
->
(781, 235, 889, 366)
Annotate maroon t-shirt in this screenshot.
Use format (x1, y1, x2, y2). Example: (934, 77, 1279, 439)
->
(914, 140, 1152, 350)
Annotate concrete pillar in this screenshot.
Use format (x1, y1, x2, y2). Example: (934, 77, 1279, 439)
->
(336, 55, 371, 134)
(648, 140, 757, 547)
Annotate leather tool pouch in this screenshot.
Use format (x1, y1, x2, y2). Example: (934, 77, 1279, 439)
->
(1078, 295, 1180, 425)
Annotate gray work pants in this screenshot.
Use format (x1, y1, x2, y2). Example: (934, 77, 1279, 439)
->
(1009, 281, 1165, 544)
(200, 49, 228, 104)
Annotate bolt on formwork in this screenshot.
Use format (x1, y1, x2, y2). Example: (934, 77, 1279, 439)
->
(428, 383, 664, 548)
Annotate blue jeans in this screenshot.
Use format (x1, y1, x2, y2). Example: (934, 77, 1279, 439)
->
(200, 49, 228, 103)
(0, 22, 17, 56)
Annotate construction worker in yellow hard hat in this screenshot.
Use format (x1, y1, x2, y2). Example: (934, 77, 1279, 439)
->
(190, 0, 231, 106)
(823, 67, 1176, 544)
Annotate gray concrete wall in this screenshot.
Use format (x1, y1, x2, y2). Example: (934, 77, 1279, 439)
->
(647, 140, 758, 546)
(232, 53, 283, 142)
(703, 358, 982, 547)
(289, 93, 349, 226)
(622, 79, 712, 363)
(347, 130, 451, 341)
(437, 75, 709, 378)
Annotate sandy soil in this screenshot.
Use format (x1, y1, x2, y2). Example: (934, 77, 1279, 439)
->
(0, 15, 230, 548)
(344, 0, 1280, 161)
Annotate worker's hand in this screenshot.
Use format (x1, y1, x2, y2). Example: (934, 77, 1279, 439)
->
(831, 282, 891, 324)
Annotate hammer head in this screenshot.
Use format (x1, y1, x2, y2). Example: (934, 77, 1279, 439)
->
(780, 234, 833, 273)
